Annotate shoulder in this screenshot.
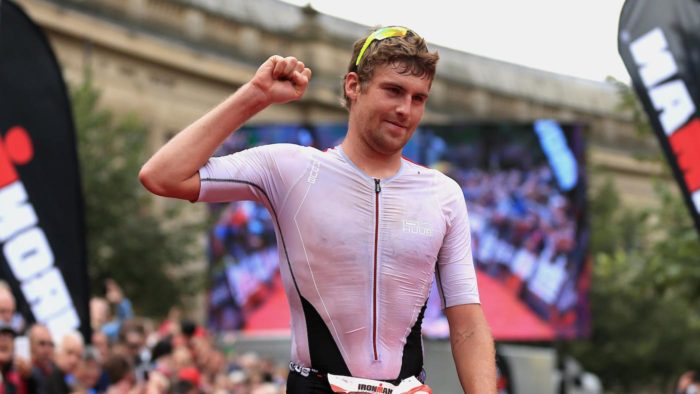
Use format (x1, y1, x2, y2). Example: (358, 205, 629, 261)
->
(398, 159, 463, 198)
(212, 143, 317, 168)
(244, 143, 311, 156)
(413, 166, 467, 222)
(266, 144, 323, 170)
(433, 170, 462, 194)
(403, 159, 462, 197)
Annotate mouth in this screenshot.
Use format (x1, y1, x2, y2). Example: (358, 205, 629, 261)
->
(384, 120, 408, 132)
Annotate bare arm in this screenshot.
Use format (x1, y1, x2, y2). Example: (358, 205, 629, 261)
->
(139, 56, 312, 201)
(445, 303, 497, 394)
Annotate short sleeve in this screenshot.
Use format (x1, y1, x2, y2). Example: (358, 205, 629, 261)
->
(435, 177, 480, 309)
(197, 143, 305, 205)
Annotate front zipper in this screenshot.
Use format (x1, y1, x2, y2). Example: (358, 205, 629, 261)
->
(372, 178, 381, 361)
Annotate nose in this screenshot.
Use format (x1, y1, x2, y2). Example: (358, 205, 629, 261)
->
(395, 95, 411, 119)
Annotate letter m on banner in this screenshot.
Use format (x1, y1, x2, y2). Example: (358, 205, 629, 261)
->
(618, 0, 700, 237)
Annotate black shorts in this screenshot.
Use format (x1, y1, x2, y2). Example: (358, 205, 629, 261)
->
(286, 369, 334, 394)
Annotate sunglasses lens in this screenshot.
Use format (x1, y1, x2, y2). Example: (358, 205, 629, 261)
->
(376, 27, 408, 40)
(355, 27, 414, 67)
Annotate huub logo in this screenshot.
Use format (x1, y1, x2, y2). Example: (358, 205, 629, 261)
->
(402, 219, 432, 236)
(0, 126, 80, 337)
(289, 362, 310, 377)
(306, 159, 321, 184)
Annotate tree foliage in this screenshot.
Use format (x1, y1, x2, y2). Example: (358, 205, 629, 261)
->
(561, 80, 700, 393)
(72, 79, 202, 318)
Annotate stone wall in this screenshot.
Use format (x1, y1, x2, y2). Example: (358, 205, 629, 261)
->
(16, 0, 671, 210)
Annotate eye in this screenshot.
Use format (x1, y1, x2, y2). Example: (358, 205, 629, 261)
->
(413, 95, 427, 104)
(384, 86, 402, 95)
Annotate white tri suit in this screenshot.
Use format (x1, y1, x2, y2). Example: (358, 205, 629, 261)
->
(197, 143, 480, 384)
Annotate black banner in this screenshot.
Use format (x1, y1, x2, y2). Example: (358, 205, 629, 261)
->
(0, 0, 90, 339)
(618, 0, 700, 236)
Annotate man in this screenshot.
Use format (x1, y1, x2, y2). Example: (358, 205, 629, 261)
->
(677, 371, 700, 394)
(0, 285, 15, 325)
(90, 279, 134, 342)
(91, 330, 110, 363)
(103, 353, 137, 394)
(74, 346, 103, 394)
(140, 26, 496, 393)
(118, 320, 149, 384)
(27, 324, 55, 394)
(0, 323, 26, 394)
(47, 332, 84, 394)
(0, 282, 24, 333)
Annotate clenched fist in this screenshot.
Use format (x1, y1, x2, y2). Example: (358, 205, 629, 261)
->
(250, 56, 313, 105)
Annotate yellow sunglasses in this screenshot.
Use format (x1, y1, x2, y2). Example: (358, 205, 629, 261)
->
(355, 26, 415, 67)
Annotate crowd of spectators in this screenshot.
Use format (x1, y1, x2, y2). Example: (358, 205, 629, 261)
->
(437, 136, 588, 333)
(459, 165, 582, 304)
(0, 280, 290, 394)
(207, 200, 281, 331)
(413, 129, 589, 337)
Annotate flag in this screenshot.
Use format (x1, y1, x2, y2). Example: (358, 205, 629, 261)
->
(618, 0, 700, 236)
(0, 0, 90, 339)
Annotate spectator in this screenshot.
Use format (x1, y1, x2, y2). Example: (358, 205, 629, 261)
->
(47, 332, 84, 394)
(0, 286, 14, 324)
(156, 307, 181, 338)
(0, 323, 27, 394)
(103, 353, 136, 394)
(149, 337, 174, 378)
(171, 345, 194, 372)
(93, 280, 134, 343)
(144, 370, 169, 394)
(177, 320, 199, 348)
(677, 370, 700, 394)
(75, 346, 103, 394)
(91, 331, 110, 363)
(177, 366, 201, 391)
(0, 282, 24, 333)
(118, 320, 149, 384)
(201, 349, 226, 391)
(26, 324, 55, 394)
(170, 379, 197, 394)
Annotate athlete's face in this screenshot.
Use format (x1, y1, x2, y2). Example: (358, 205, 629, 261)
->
(346, 63, 431, 156)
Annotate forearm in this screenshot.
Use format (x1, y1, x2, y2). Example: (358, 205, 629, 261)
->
(451, 324, 496, 393)
(446, 304, 497, 394)
(139, 82, 268, 198)
(140, 55, 311, 200)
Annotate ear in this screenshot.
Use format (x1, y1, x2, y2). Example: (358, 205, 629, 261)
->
(344, 72, 360, 103)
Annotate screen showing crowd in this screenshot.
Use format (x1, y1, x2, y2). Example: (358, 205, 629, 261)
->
(205, 121, 590, 341)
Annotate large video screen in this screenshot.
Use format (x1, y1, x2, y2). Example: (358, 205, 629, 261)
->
(205, 121, 590, 341)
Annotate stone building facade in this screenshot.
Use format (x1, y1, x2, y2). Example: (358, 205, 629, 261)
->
(16, 0, 668, 208)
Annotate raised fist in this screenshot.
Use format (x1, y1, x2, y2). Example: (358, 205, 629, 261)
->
(250, 56, 312, 105)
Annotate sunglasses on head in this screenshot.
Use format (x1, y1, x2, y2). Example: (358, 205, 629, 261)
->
(355, 26, 417, 67)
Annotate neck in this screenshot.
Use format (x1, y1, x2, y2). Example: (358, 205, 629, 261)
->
(341, 133, 402, 179)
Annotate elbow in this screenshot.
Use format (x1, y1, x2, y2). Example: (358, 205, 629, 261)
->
(139, 163, 167, 197)
(139, 162, 199, 201)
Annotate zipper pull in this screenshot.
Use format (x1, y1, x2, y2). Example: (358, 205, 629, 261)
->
(374, 178, 381, 193)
